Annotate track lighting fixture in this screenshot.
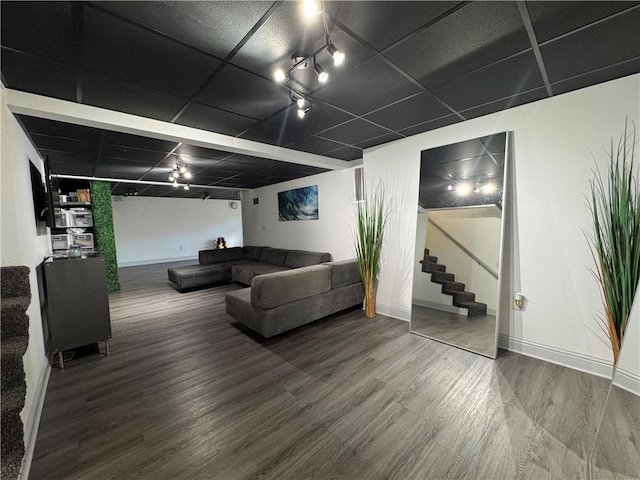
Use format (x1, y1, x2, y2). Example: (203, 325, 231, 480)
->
(314, 61, 328, 83)
(327, 42, 345, 66)
(183, 184, 190, 191)
(168, 163, 192, 187)
(274, 68, 286, 83)
(302, 0, 320, 18)
(271, 0, 347, 120)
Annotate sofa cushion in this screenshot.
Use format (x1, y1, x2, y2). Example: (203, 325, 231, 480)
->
(231, 262, 289, 286)
(226, 282, 364, 338)
(242, 246, 265, 262)
(168, 261, 241, 289)
(259, 247, 288, 266)
(251, 264, 331, 309)
(284, 250, 332, 268)
(328, 259, 362, 288)
(199, 247, 243, 265)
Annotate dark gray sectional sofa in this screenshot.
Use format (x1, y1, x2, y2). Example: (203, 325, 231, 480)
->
(167, 246, 364, 338)
(225, 259, 364, 338)
(167, 246, 331, 290)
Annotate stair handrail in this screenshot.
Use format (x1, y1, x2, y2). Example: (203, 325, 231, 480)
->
(427, 219, 499, 280)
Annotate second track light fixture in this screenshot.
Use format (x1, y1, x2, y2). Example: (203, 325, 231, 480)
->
(273, 0, 346, 119)
(168, 163, 192, 190)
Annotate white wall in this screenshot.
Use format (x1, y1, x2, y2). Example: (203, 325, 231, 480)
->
(111, 196, 243, 267)
(1, 83, 51, 477)
(364, 74, 640, 377)
(241, 167, 359, 262)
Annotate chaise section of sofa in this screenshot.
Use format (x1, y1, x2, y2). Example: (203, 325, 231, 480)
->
(167, 246, 332, 290)
(225, 259, 364, 338)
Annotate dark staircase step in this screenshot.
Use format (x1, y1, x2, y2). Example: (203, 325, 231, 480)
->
(1, 337, 28, 391)
(423, 254, 439, 263)
(0, 266, 31, 298)
(455, 301, 487, 317)
(420, 249, 488, 317)
(1, 383, 26, 479)
(421, 261, 446, 274)
(1, 296, 30, 338)
(452, 291, 476, 305)
(430, 270, 455, 284)
(442, 280, 466, 294)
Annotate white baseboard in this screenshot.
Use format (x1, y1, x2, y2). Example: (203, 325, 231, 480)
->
(498, 334, 614, 379)
(118, 255, 197, 268)
(412, 298, 467, 316)
(377, 303, 411, 322)
(19, 364, 51, 480)
(614, 367, 640, 396)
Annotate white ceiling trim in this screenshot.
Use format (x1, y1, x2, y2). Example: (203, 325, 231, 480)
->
(4, 89, 360, 170)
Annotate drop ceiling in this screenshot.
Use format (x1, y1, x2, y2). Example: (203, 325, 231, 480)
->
(2, 1, 639, 199)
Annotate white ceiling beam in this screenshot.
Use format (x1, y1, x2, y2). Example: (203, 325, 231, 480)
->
(4, 89, 360, 170)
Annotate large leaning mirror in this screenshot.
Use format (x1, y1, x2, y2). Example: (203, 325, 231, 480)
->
(590, 298, 640, 479)
(410, 132, 509, 359)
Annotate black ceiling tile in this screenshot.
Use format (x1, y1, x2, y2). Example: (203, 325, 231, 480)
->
(1, 49, 77, 102)
(551, 61, 640, 96)
(326, 1, 462, 51)
(82, 7, 221, 98)
(45, 153, 95, 176)
(318, 118, 389, 145)
(18, 116, 103, 143)
(176, 102, 260, 136)
(29, 135, 98, 157)
(385, 1, 530, 88)
(399, 115, 462, 137)
(287, 135, 346, 155)
(93, 1, 272, 59)
(99, 145, 166, 164)
(479, 134, 507, 156)
(239, 120, 310, 146)
(103, 131, 177, 153)
(324, 146, 362, 161)
(196, 65, 291, 119)
(267, 103, 355, 136)
(432, 51, 545, 111)
(460, 88, 549, 120)
(313, 57, 422, 115)
(94, 160, 152, 179)
(355, 132, 403, 150)
(540, 8, 640, 83)
(423, 138, 494, 165)
(526, 1, 639, 43)
(363, 91, 453, 131)
(82, 71, 186, 122)
(1, 2, 81, 65)
(232, 2, 324, 77)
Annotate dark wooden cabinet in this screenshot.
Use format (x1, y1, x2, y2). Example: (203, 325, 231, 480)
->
(43, 255, 111, 367)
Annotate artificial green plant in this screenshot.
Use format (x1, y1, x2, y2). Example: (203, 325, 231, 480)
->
(588, 120, 639, 364)
(91, 181, 120, 292)
(355, 182, 388, 318)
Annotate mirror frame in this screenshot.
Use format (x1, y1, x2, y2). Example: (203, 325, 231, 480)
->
(409, 131, 512, 359)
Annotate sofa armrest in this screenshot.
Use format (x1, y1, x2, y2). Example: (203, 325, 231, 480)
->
(328, 259, 362, 288)
(251, 264, 331, 309)
(199, 247, 244, 265)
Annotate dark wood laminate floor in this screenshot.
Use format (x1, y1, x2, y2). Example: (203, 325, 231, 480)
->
(410, 305, 497, 357)
(30, 261, 610, 480)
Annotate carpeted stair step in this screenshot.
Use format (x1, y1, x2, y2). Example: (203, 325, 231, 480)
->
(1, 296, 31, 338)
(442, 280, 466, 294)
(423, 254, 439, 263)
(456, 301, 487, 317)
(0, 266, 31, 299)
(453, 291, 476, 305)
(431, 270, 455, 284)
(421, 261, 446, 274)
(1, 383, 26, 479)
(1, 337, 28, 391)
